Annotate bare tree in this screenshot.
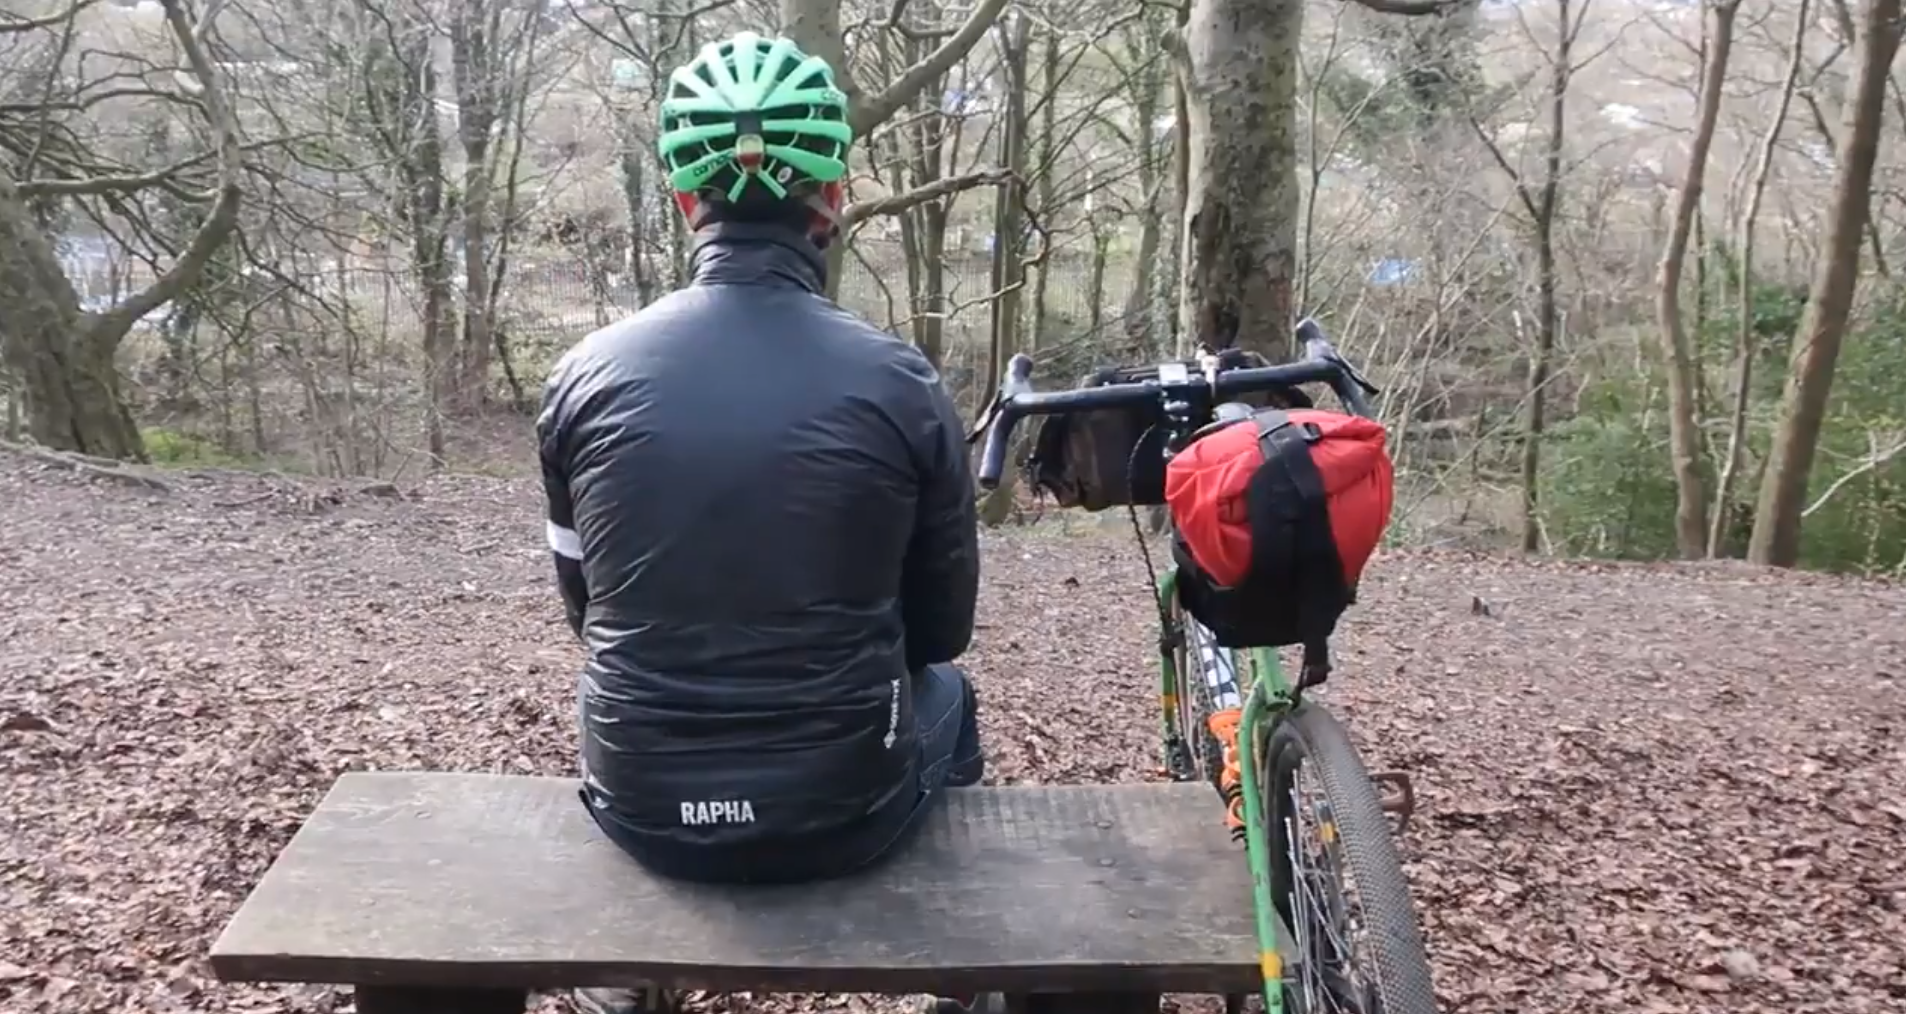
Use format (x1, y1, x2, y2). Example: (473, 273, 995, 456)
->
(780, 0, 1012, 295)
(1748, 0, 1903, 567)
(449, 0, 552, 411)
(0, 0, 243, 459)
(1469, 0, 1586, 553)
(985, 11, 1032, 392)
(1653, 0, 1742, 558)
(1709, 0, 1808, 557)
(1174, 0, 1458, 361)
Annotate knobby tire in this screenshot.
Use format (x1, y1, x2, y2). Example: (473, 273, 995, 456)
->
(1264, 701, 1437, 1014)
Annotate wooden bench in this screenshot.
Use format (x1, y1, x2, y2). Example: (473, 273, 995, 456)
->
(209, 772, 1289, 1013)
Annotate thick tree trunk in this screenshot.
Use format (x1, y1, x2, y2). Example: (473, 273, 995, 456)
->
(417, 234, 454, 462)
(1165, 7, 1190, 356)
(368, 6, 454, 461)
(1522, 208, 1559, 555)
(1748, 0, 1903, 567)
(0, 172, 144, 457)
(1653, 0, 1740, 559)
(1176, 0, 1300, 360)
(0, 0, 241, 461)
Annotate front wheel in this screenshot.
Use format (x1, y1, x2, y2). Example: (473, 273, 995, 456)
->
(1262, 701, 1436, 1014)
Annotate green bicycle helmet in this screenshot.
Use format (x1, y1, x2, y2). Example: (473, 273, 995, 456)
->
(657, 32, 853, 203)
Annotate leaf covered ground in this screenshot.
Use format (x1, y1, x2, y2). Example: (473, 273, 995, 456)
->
(2, 450, 1903, 1014)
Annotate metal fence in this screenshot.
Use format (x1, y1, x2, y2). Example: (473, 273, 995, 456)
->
(286, 238, 1142, 402)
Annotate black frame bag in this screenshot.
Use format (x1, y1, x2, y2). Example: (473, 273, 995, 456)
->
(1025, 352, 1313, 511)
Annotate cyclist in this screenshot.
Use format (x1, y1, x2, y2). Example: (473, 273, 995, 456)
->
(535, 31, 984, 1014)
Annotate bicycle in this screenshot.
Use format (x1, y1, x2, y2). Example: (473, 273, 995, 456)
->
(973, 320, 1436, 1014)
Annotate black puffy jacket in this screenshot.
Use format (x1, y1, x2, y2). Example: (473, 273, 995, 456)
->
(536, 220, 979, 866)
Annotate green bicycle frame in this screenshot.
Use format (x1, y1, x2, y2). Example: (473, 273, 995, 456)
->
(1154, 567, 1296, 1014)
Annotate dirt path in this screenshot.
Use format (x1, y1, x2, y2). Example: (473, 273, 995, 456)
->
(2, 453, 1902, 1014)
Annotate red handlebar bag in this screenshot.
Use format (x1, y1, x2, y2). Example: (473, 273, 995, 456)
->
(1164, 408, 1394, 657)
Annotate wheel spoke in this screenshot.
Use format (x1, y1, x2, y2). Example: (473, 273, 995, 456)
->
(1262, 703, 1438, 1014)
(1283, 760, 1379, 1014)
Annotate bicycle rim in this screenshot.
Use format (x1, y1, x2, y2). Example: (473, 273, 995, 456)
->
(1262, 701, 1436, 1014)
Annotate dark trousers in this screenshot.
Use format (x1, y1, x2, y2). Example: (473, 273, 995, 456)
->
(584, 663, 983, 884)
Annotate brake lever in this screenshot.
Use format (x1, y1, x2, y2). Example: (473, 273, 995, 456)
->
(1335, 354, 1382, 396)
(1297, 318, 1382, 397)
(965, 353, 1036, 445)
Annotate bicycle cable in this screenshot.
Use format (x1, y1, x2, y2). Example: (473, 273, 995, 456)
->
(1123, 424, 1174, 653)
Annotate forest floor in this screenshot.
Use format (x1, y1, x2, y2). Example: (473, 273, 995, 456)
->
(1, 446, 1903, 1014)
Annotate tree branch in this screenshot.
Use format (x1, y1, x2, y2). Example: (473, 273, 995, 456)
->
(841, 168, 1013, 226)
(851, 0, 1012, 136)
(17, 155, 216, 198)
(0, 0, 93, 34)
(82, 0, 244, 350)
(1465, 115, 1541, 222)
(1802, 433, 1906, 518)
(0, 439, 173, 491)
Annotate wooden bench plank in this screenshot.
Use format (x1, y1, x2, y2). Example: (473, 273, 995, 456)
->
(209, 773, 1275, 994)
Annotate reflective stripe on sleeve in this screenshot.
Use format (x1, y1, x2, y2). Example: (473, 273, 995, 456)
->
(546, 520, 583, 560)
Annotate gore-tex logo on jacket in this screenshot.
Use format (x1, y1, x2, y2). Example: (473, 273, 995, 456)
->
(680, 799, 756, 825)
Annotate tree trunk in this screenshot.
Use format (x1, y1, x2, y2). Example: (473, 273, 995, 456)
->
(375, 6, 453, 461)
(417, 234, 454, 463)
(984, 14, 1030, 392)
(1653, 0, 1740, 558)
(1175, 0, 1300, 360)
(1520, 0, 1572, 554)
(1028, 27, 1060, 353)
(780, 0, 1009, 300)
(1709, 0, 1808, 558)
(1088, 226, 1111, 337)
(1748, 0, 1903, 567)
(0, 170, 146, 457)
(451, 0, 499, 412)
(1119, 18, 1167, 350)
(0, 0, 242, 460)
(619, 132, 656, 307)
(888, 5, 953, 367)
(4, 369, 20, 442)
(1166, 0, 1191, 355)
(978, 14, 1032, 529)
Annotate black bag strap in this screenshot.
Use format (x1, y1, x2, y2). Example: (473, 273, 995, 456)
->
(1244, 410, 1325, 570)
(1251, 409, 1321, 454)
(1244, 409, 1343, 682)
